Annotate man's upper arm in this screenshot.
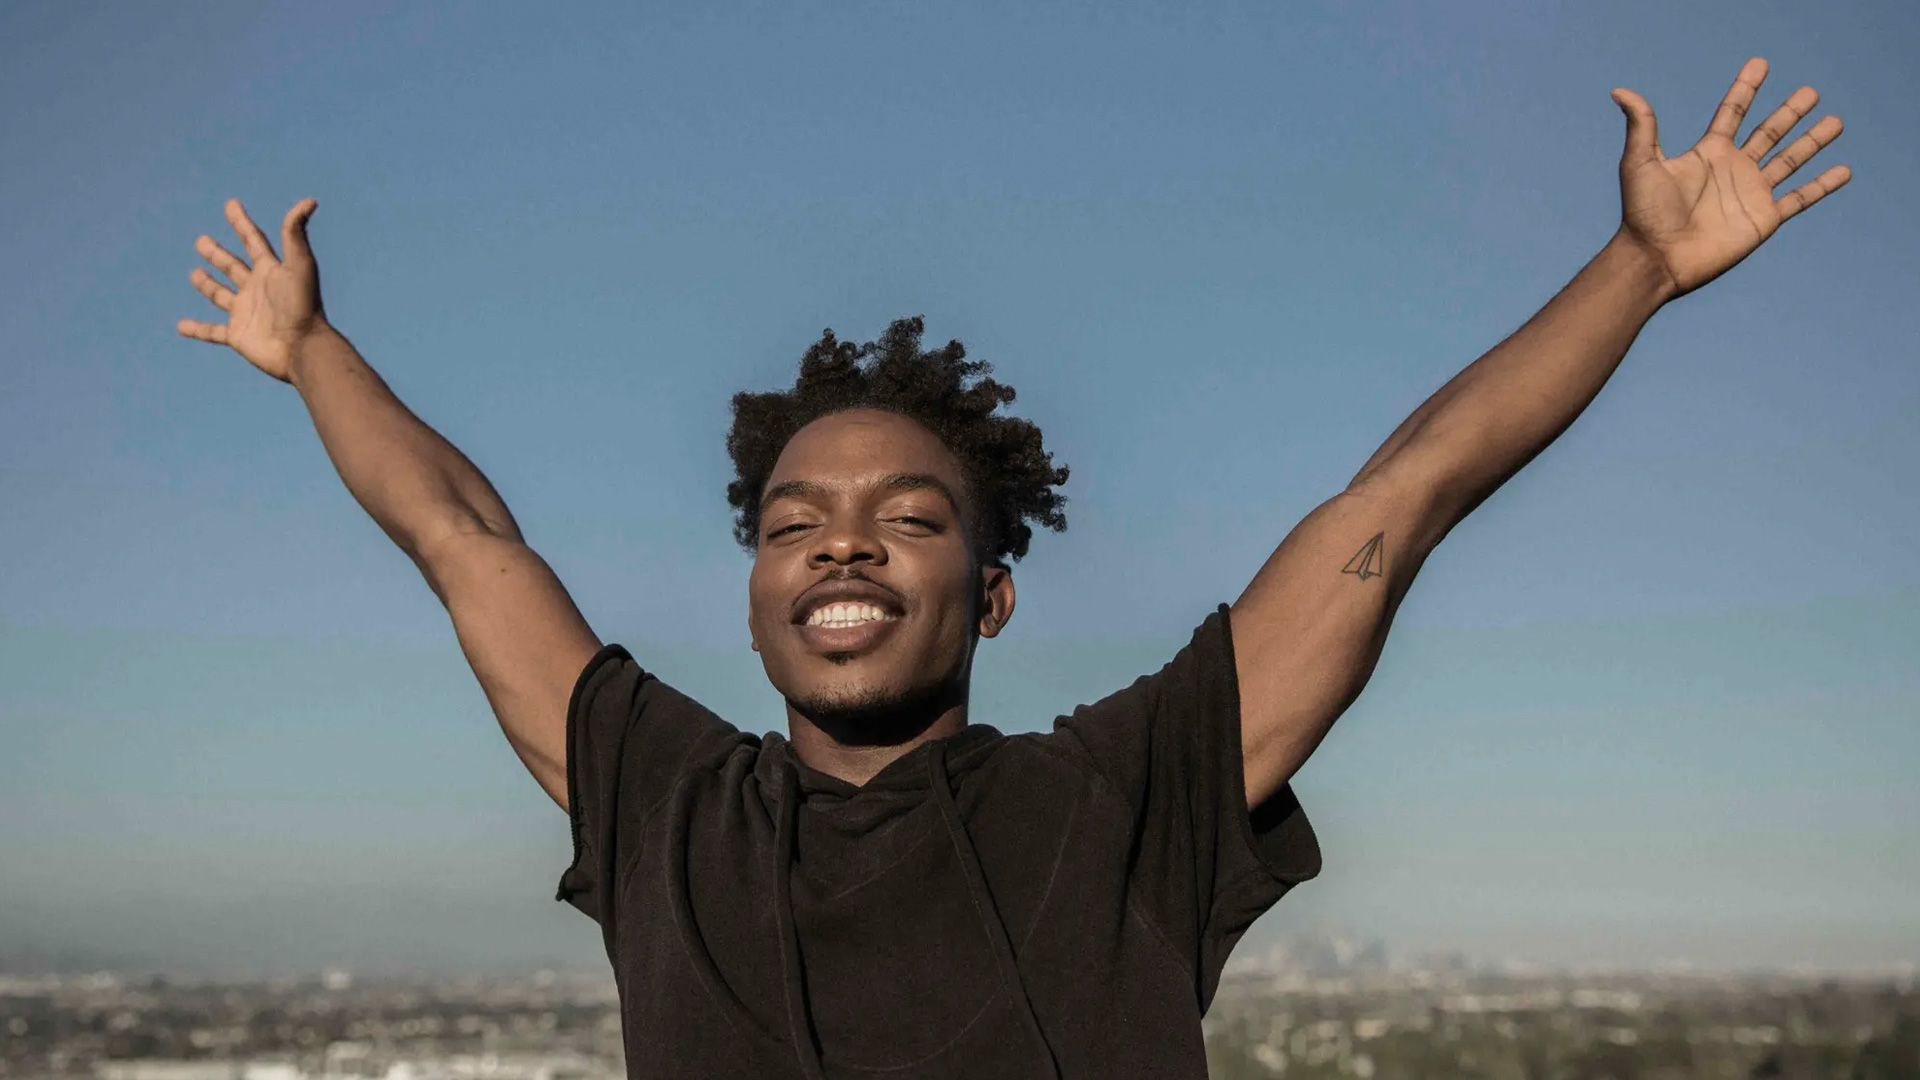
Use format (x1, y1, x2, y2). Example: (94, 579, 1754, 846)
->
(414, 525, 603, 814)
(1229, 474, 1450, 809)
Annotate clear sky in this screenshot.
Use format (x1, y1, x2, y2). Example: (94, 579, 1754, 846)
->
(2, 1, 1915, 977)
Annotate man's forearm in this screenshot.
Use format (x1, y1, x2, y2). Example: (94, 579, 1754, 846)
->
(289, 324, 522, 557)
(1348, 228, 1678, 529)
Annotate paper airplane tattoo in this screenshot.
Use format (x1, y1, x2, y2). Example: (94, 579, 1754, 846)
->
(1342, 531, 1385, 582)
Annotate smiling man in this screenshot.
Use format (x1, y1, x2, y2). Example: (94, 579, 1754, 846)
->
(536, 324, 1319, 1076)
(177, 57, 1849, 1079)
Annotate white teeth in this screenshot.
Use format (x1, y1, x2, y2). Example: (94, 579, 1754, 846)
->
(805, 601, 898, 627)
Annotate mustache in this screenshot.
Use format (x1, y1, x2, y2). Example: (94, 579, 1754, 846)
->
(791, 570, 906, 611)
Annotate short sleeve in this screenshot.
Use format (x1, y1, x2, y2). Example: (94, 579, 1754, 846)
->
(1045, 602, 1321, 1011)
(554, 643, 744, 932)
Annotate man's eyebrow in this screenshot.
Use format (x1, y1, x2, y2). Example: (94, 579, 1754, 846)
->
(759, 472, 960, 516)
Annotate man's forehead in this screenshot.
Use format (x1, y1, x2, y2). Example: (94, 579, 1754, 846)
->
(759, 471, 962, 514)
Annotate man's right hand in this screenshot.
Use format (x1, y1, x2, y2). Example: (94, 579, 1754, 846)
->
(177, 196, 328, 384)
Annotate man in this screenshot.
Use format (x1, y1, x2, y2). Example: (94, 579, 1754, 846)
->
(176, 57, 1847, 1078)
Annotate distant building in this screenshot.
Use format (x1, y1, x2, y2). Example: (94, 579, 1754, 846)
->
(96, 1063, 244, 1080)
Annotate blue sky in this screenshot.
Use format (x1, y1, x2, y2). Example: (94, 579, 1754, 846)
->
(2, 0, 1915, 977)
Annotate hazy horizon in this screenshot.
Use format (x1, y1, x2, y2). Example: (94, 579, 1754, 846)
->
(3, 1, 1916, 978)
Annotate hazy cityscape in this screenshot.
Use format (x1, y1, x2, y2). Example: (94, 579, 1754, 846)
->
(1202, 936, 1920, 1078)
(3, 935, 1915, 1079)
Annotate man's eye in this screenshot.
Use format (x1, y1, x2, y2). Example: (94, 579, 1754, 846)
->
(769, 518, 933, 538)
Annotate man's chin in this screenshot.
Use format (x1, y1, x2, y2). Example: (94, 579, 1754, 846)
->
(785, 677, 947, 744)
(791, 682, 906, 724)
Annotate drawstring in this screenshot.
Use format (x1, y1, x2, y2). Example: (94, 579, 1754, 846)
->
(773, 755, 827, 1080)
(771, 741, 1059, 1079)
(927, 742, 1061, 1079)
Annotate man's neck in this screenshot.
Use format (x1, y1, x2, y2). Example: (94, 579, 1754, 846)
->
(785, 704, 970, 788)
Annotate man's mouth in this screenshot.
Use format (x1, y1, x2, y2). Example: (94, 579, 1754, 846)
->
(800, 601, 900, 629)
(794, 605, 902, 654)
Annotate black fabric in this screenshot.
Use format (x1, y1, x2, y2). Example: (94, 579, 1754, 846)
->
(555, 602, 1321, 1078)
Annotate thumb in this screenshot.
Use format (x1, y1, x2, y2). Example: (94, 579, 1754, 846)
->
(1611, 88, 1661, 168)
(282, 198, 318, 261)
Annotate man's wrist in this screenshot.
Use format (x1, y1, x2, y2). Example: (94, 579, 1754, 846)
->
(1603, 226, 1682, 312)
(286, 321, 347, 391)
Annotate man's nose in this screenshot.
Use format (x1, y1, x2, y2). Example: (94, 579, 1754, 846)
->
(810, 519, 886, 565)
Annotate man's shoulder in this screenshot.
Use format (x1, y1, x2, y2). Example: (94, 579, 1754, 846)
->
(992, 729, 1135, 815)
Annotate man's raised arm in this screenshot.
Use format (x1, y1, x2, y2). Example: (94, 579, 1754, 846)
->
(1230, 57, 1851, 810)
(177, 197, 602, 812)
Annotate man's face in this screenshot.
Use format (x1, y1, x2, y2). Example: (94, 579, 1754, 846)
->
(748, 408, 1013, 735)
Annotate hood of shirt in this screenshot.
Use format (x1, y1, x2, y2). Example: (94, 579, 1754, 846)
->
(673, 721, 1062, 1079)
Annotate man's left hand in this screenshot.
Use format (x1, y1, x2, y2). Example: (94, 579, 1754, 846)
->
(1611, 56, 1850, 302)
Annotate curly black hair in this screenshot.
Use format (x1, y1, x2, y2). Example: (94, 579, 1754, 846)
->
(725, 316, 1070, 570)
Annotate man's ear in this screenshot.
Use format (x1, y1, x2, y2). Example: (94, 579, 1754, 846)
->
(978, 561, 1015, 638)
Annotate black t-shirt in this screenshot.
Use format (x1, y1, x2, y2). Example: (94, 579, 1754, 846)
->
(555, 602, 1321, 1078)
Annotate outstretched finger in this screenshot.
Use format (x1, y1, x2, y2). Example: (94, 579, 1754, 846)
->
(176, 317, 231, 346)
(1776, 163, 1851, 225)
(196, 234, 251, 288)
(189, 267, 235, 311)
(1762, 115, 1844, 188)
(1741, 85, 1818, 163)
(1705, 56, 1768, 143)
(1612, 87, 1663, 168)
(281, 198, 317, 263)
(225, 197, 279, 264)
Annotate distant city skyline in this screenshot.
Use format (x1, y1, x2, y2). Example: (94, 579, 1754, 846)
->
(7, 924, 1917, 983)
(11, 962, 1906, 1079)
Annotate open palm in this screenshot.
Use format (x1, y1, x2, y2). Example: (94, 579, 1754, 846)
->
(1612, 57, 1850, 300)
(177, 197, 326, 383)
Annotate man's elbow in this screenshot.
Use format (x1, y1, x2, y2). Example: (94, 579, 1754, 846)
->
(1344, 455, 1465, 561)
